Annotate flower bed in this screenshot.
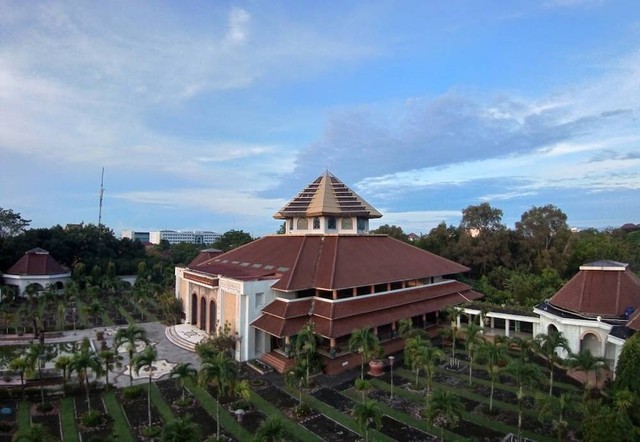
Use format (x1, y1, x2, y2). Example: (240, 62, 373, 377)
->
(379, 415, 436, 442)
(311, 387, 355, 413)
(300, 413, 359, 441)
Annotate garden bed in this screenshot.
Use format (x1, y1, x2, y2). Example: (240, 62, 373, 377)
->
(311, 387, 355, 413)
(300, 412, 359, 441)
(379, 415, 436, 441)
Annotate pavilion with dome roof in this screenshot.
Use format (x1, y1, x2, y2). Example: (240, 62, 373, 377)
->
(173, 171, 482, 374)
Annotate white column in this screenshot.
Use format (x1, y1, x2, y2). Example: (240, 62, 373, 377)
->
(505, 319, 510, 337)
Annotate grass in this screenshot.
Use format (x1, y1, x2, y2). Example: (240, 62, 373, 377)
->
(60, 397, 80, 442)
(250, 387, 323, 442)
(102, 390, 136, 441)
(148, 382, 175, 422)
(17, 400, 29, 428)
(185, 379, 254, 441)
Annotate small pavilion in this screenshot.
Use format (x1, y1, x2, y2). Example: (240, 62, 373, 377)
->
(2, 248, 71, 297)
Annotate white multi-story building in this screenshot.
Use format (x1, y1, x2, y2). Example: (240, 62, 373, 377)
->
(148, 230, 221, 245)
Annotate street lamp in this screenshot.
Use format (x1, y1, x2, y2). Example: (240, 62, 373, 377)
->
(388, 355, 395, 400)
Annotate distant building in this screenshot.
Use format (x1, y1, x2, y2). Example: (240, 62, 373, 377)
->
(3, 248, 71, 297)
(149, 230, 220, 245)
(121, 230, 151, 243)
(121, 230, 221, 245)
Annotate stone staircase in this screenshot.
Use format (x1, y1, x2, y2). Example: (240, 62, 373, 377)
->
(164, 325, 198, 352)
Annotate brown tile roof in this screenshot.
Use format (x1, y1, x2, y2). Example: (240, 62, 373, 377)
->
(251, 281, 481, 339)
(191, 235, 469, 291)
(627, 309, 640, 331)
(6, 248, 67, 276)
(274, 171, 382, 220)
(549, 262, 640, 318)
(188, 249, 224, 267)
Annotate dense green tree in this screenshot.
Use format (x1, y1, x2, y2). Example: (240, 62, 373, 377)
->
(460, 202, 505, 234)
(415, 222, 459, 259)
(0, 207, 30, 238)
(212, 230, 254, 252)
(615, 333, 640, 395)
(371, 224, 408, 241)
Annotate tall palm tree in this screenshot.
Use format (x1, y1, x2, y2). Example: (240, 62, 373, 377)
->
(199, 351, 237, 440)
(353, 400, 382, 442)
(24, 342, 45, 405)
(99, 348, 122, 391)
(464, 322, 484, 386)
(285, 359, 308, 407)
(160, 414, 202, 442)
(349, 327, 381, 380)
(442, 306, 463, 363)
(294, 322, 318, 386)
(114, 324, 150, 386)
(54, 354, 73, 396)
(252, 416, 294, 442)
(425, 389, 464, 442)
(566, 349, 608, 397)
(170, 362, 198, 402)
(133, 345, 158, 429)
(537, 393, 576, 442)
(510, 336, 535, 363)
(71, 338, 102, 412)
(9, 356, 28, 399)
(478, 340, 509, 412)
(503, 358, 543, 440)
(534, 331, 570, 396)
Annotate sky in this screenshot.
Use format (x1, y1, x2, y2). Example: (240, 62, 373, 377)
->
(0, 0, 639, 237)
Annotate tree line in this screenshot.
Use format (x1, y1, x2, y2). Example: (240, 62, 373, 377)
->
(373, 203, 640, 308)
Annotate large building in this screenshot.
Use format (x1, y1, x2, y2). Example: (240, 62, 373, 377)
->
(174, 171, 481, 374)
(122, 230, 221, 245)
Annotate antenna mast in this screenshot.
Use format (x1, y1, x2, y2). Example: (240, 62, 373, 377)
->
(98, 167, 105, 228)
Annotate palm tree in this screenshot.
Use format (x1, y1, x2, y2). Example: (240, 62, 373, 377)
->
(353, 400, 382, 442)
(566, 349, 608, 397)
(9, 356, 28, 399)
(24, 342, 46, 405)
(99, 348, 122, 391)
(537, 393, 576, 442)
(253, 416, 294, 442)
(114, 324, 150, 386)
(55, 354, 73, 396)
(285, 359, 308, 407)
(11, 423, 54, 442)
(354, 378, 371, 403)
(510, 336, 535, 363)
(425, 389, 464, 442)
(160, 414, 202, 442)
(199, 351, 237, 440)
(442, 306, 463, 363)
(349, 327, 381, 380)
(503, 358, 543, 440)
(133, 345, 158, 429)
(534, 331, 570, 396)
(478, 340, 508, 412)
(464, 322, 484, 386)
(170, 362, 198, 402)
(71, 338, 102, 412)
(294, 322, 318, 386)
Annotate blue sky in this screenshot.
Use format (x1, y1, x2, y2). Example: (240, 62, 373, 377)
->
(0, 0, 638, 237)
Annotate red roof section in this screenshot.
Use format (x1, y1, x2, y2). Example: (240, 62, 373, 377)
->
(6, 248, 68, 276)
(251, 281, 481, 338)
(549, 263, 640, 318)
(188, 249, 224, 267)
(191, 235, 469, 291)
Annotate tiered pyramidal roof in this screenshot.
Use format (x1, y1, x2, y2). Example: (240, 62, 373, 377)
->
(273, 171, 382, 220)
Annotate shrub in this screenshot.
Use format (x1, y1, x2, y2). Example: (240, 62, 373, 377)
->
(81, 410, 104, 428)
(122, 385, 143, 399)
(141, 425, 161, 438)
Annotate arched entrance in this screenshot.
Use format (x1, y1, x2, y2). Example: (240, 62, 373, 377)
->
(547, 324, 559, 334)
(200, 297, 206, 331)
(209, 300, 217, 334)
(580, 332, 601, 356)
(191, 293, 198, 324)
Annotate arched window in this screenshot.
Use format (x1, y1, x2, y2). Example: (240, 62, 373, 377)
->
(313, 218, 320, 229)
(357, 217, 366, 231)
(328, 217, 336, 230)
(297, 218, 309, 230)
(341, 218, 353, 230)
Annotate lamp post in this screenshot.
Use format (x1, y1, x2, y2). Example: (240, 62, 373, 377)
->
(388, 355, 395, 400)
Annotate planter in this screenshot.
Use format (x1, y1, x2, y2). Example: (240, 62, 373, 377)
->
(368, 359, 384, 377)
